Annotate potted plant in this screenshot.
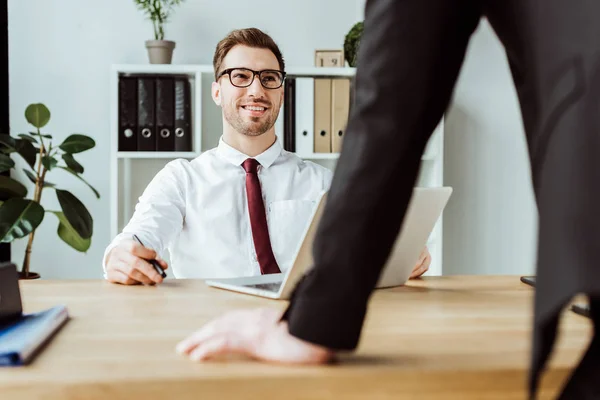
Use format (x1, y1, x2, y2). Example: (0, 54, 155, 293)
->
(0, 103, 99, 279)
(344, 21, 364, 67)
(134, 0, 186, 64)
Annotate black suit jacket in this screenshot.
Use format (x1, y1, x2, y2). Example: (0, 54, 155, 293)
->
(281, 0, 600, 398)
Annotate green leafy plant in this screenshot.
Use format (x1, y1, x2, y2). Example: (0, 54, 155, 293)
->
(134, 0, 186, 40)
(344, 21, 364, 68)
(0, 103, 99, 278)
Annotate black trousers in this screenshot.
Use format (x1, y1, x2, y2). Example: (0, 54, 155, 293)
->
(282, 0, 600, 398)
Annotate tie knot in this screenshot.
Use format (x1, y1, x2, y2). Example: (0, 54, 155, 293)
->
(242, 158, 260, 174)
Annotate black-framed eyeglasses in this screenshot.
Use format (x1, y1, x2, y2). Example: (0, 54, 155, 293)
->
(217, 68, 286, 89)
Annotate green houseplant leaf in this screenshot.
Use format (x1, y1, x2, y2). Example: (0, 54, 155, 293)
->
(344, 21, 364, 68)
(0, 135, 34, 168)
(0, 198, 45, 242)
(56, 189, 93, 239)
(0, 134, 16, 150)
(30, 132, 52, 139)
(0, 175, 27, 198)
(58, 134, 95, 154)
(25, 103, 51, 128)
(22, 169, 54, 187)
(14, 139, 37, 168)
(62, 153, 83, 174)
(0, 153, 15, 172)
(49, 211, 91, 252)
(58, 166, 99, 198)
(17, 133, 38, 143)
(42, 155, 58, 171)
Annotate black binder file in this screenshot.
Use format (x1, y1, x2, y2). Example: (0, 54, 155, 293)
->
(174, 77, 192, 152)
(283, 78, 296, 152)
(118, 77, 138, 151)
(155, 77, 175, 151)
(137, 77, 156, 151)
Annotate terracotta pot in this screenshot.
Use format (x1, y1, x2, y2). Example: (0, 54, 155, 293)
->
(145, 40, 176, 64)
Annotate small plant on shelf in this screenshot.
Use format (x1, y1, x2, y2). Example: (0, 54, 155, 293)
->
(344, 21, 364, 67)
(134, 0, 186, 64)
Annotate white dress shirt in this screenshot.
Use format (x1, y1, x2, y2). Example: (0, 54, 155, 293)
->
(103, 137, 333, 279)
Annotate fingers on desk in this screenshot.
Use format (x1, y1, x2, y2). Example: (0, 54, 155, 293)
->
(108, 252, 163, 285)
(176, 323, 240, 361)
(176, 310, 266, 361)
(410, 252, 431, 279)
(189, 335, 245, 361)
(106, 269, 139, 285)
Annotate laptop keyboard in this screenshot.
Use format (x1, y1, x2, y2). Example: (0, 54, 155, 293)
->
(243, 282, 282, 292)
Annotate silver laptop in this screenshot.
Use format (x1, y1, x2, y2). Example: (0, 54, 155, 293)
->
(205, 187, 453, 299)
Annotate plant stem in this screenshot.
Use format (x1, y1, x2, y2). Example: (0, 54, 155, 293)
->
(153, 0, 162, 40)
(21, 129, 47, 277)
(153, 20, 159, 40)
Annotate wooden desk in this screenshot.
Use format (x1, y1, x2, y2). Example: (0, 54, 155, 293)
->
(0, 276, 591, 399)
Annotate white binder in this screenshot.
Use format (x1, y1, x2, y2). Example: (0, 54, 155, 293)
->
(294, 78, 315, 156)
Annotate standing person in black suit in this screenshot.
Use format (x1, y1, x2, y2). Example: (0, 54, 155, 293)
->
(177, 0, 600, 397)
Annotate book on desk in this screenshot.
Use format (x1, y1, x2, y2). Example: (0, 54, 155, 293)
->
(0, 305, 69, 366)
(0, 262, 69, 366)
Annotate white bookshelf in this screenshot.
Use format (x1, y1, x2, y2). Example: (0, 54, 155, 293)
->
(110, 64, 446, 275)
(116, 151, 198, 159)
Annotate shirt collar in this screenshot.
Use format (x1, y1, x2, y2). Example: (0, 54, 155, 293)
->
(216, 135, 282, 169)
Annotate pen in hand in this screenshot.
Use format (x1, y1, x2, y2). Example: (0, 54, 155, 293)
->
(133, 234, 167, 279)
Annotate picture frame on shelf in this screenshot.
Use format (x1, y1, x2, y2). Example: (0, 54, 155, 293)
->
(314, 49, 345, 67)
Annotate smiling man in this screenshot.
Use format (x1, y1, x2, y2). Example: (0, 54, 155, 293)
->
(102, 27, 431, 284)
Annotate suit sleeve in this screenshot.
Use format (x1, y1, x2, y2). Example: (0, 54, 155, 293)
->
(281, 0, 481, 350)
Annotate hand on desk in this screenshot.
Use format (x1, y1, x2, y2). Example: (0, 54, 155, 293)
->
(176, 308, 333, 364)
(175, 246, 432, 363)
(105, 240, 168, 285)
(410, 246, 431, 279)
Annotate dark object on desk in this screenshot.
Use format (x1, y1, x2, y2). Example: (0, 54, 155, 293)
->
(520, 276, 536, 287)
(571, 304, 591, 319)
(0, 262, 22, 323)
(0, 262, 69, 366)
(132, 235, 167, 278)
(520, 277, 591, 320)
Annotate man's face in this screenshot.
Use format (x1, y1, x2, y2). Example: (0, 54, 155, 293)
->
(212, 45, 284, 137)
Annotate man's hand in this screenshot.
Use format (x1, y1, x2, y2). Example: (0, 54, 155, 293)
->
(410, 246, 431, 279)
(105, 239, 168, 285)
(176, 308, 333, 364)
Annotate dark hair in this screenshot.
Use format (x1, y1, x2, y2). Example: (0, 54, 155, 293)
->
(213, 28, 285, 80)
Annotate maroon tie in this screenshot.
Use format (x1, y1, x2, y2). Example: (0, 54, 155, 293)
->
(242, 158, 281, 274)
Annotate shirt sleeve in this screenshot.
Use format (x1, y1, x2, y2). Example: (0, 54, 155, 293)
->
(102, 159, 188, 276)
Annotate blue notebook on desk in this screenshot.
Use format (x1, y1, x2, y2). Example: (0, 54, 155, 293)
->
(0, 262, 70, 366)
(0, 305, 69, 366)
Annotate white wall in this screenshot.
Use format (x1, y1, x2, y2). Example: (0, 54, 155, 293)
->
(7, 0, 363, 279)
(443, 20, 538, 276)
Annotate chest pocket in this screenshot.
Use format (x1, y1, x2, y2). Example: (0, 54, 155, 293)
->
(267, 200, 317, 272)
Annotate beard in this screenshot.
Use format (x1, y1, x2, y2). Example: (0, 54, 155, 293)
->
(223, 101, 279, 137)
